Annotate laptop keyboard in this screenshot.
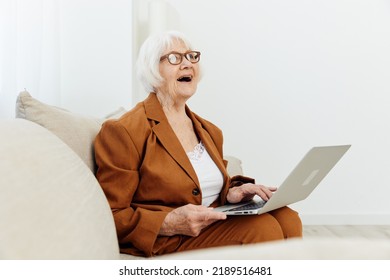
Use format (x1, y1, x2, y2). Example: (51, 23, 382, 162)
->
(226, 200, 267, 212)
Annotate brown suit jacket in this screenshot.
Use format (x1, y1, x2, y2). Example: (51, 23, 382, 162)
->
(94, 93, 254, 256)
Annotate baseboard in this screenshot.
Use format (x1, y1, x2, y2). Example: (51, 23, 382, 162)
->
(300, 214, 390, 225)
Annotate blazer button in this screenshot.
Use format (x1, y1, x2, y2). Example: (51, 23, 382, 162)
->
(192, 188, 200, 196)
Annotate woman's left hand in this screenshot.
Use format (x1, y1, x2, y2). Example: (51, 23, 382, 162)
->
(226, 183, 277, 204)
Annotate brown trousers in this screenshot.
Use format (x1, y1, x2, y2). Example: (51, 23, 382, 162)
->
(155, 206, 302, 256)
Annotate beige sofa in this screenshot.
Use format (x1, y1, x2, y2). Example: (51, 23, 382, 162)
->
(1, 92, 389, 260)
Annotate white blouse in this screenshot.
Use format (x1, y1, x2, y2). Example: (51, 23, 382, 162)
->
(187, 142, 224, 206)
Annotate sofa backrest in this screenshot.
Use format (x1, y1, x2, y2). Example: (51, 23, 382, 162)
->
(0, 119, 120, 259)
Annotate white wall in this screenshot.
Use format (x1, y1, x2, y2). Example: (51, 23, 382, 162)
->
(60, 0, 133, 116)
(154, 0, 390, 224)
(0, 0, 63, 118)
(0, 0, 133, 119)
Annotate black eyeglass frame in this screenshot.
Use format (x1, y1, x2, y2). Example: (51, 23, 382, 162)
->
(160, 51, 201, 65)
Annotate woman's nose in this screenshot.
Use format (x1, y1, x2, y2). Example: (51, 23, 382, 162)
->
(180, 57, 193, 69)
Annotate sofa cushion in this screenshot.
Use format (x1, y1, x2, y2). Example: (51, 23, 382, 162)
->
(0, 119, 120, 259)
(15, 91, 126, 173)
(224, 155, 243, 176)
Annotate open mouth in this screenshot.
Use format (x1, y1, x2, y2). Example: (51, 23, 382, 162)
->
(177, 75, 193, 82)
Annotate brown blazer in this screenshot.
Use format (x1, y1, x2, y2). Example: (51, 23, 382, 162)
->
(94, 93, 254, 256)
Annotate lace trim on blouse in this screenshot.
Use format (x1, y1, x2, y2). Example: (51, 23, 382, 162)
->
(187, 141, 205, 161)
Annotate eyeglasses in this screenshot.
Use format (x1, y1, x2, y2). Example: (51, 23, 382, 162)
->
(160, 51, 201, 65)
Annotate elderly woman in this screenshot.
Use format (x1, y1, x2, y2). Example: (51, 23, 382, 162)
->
(94, 31, 302, 257)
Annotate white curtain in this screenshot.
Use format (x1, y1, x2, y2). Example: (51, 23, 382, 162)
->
(0, 0, 61, 119)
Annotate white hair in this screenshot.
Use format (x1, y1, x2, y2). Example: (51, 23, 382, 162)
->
(136, 30, 194, 93)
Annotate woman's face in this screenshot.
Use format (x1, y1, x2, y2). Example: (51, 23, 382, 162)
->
(157, 39, 200, 102)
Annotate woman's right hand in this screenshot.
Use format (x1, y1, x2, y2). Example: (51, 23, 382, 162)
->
(159, 204, 227, 237)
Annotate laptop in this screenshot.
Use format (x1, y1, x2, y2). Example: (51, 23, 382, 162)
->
(214, 145, 351, 215)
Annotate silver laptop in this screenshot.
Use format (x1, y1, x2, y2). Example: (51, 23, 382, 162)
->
(214, 145, 351, 215)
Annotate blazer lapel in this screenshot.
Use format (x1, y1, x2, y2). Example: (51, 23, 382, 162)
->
(144, 94, 200, 188)
(188, 109, 229, 184)
(192, 120, 230, 204)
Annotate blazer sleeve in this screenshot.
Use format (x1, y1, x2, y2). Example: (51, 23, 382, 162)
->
(94, 120, 169, 256)
(229, 175, 256, 188)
